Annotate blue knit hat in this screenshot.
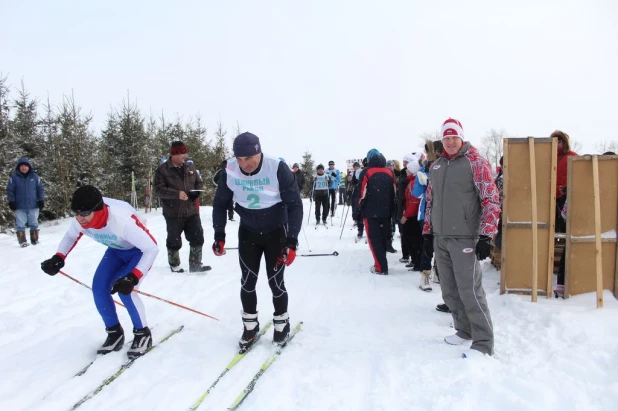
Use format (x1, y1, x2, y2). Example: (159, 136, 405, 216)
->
(367, 148, 380, 160)
(233, 132, 262, 157)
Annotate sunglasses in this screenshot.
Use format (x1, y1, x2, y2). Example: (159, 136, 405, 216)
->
(71, 200, 102, 217)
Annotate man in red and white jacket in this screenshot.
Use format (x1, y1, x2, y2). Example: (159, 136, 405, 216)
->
(40, 185, 159, 359)
(423, 118, 500, 358)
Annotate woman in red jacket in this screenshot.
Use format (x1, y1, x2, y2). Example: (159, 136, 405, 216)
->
(551, 130, 578, 232)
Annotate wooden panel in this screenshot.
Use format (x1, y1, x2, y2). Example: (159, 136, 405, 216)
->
(565, 156, 618, 298)
(567, 243, 617, 295)
(503, 226, 550, 292)
(501, 138, 555, 297)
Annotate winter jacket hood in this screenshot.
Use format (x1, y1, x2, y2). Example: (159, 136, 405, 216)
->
(16, 157, 32, 173)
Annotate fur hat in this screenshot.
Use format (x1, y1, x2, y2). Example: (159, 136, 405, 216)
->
(550, 130, 572, 154)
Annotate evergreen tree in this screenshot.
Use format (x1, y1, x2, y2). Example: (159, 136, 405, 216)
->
(299, 151, 315, 196)
(44, 93, 96, 218)
(11, 81, 42, 161)
(0, 74, 15, 228)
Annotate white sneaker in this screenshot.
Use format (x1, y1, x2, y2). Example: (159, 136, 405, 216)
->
(444, 334, 471, 345)
(419, 271, 432, 292)
(461, 349, 486, 359)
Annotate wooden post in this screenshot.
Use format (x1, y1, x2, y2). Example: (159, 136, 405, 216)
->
(547, 138, 558, 298)
(500, 139, 509, 294)
(592, 155, 603, 308)
(564, 157, 574, 298)
(529, 137, 539, 302)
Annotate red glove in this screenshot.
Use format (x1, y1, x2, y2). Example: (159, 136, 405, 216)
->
(212, 233, 226, 256)
(274, 238, 297, 270)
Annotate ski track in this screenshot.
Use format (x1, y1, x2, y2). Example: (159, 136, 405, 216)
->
(0, 199, 617, 410)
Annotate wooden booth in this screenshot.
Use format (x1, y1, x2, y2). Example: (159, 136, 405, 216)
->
(500, 137, 557, 302)
(564, 155, 618, 307)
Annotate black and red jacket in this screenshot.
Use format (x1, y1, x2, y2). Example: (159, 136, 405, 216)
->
(356, 155, 396, 219)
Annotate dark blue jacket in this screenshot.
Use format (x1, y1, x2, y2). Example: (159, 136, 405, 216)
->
(212, 156, 303, 240)
(6, 158, 45, 210)
(356, 154, 396, 220)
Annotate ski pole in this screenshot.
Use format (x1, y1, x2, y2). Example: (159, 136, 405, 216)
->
(134, 289, 219, 321)
(298, 251, 339, 257)
(59, 270, 126, 307)
(307, 180, 316, 224)
(301, 225, 311, 252)
(59, 270, 219, 321)
(339, 186, 354, 239)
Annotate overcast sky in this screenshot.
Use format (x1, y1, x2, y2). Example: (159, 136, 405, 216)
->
(3, 0, 617, 169)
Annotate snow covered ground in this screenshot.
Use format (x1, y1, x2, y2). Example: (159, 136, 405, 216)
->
(1, 200, 617, 411)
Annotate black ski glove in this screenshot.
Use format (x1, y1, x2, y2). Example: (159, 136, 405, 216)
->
(41, 255, 65, 276)
(422, 234, 434, 257)
(476, 235, 492, 260)
(188, 191, 200, 201)
(8, 201, 17, 211)
(38, 200, 45, 210)
(111, 273, 139, 295)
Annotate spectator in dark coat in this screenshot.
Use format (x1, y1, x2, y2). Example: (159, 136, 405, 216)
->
(6, 157, 45, 247)
(354, 149, 396, 275)
(292, 163, 305, 197)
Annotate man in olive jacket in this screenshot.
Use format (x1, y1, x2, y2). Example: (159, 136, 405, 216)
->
(422, 118, 500, 358)
(155, 141, 210, 273)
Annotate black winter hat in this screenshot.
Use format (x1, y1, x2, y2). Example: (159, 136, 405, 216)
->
(233, 132, 262, 157)
(71, 185, 104, 213)
(316, 164, 324, 170)
(292, 163, 299, 168)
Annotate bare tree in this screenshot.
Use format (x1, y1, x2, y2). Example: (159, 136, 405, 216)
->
(418, 130, 441, 145)
(594, 140, 618, 154)
(480, 128, 506, 170)
(570, 138, 584, 154)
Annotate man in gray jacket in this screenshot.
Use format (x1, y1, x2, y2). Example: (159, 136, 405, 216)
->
(422, 118, 500, 358)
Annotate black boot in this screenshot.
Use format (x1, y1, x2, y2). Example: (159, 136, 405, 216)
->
(168, 249, 183, 272)
(127, 326, 152, 359)
(189, 246, 211, 272)
(386, 242, 397, 253)
(239, 311, 260, 353)
(273, 312, 290, 346)
(97, 323, 125, 354)
(436, 303, 451, 313)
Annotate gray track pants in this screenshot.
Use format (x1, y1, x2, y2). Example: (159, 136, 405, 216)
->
(434, 236, 494, 355)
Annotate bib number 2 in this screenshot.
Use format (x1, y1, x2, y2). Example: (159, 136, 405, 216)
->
(247, 194, 261, 209)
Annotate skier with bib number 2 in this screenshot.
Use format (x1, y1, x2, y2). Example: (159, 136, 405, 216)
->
(211, 132, 303, 351)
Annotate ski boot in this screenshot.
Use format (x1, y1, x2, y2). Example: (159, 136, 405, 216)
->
(273, 312, 290, 346)
(97, 323, 125, 355)
(239, 311, 260, 353)
(127, 326, 152, 359)
(386, 242, 397, 253)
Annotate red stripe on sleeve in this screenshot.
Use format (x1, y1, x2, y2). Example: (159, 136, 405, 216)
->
(131, 215, 157, 245)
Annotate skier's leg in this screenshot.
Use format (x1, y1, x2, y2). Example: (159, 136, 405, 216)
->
(115, 248, 149, 329)
(238, 225, 264, 314)
(92, 248, 127, 327)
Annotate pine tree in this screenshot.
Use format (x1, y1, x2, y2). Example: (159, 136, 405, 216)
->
(299, 151, 315, 196)
(0, 74, 15, 228)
